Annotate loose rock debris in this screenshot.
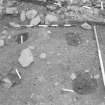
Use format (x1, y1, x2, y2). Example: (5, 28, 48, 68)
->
(0, 0, 104, 105)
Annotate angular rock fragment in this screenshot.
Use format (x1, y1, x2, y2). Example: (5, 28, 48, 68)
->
(29, 15, 41, 26)
(81, 22, 92, 30)
(65, 32, 82, 46)
(18, 48, 34, 67)
(72, 72, 98, 95)
(15, 32, 29, 44)
(45, 14, 58, 24)
(1, 78, 12, 88)
(1, 72, 21, 88)
(20, 10, 26, 22)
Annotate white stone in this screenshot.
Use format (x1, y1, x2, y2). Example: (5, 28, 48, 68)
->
(81, 22, 92, 30)
(5, 7, 18, 14)
(45, 14, 58, 24)
(26, 9, 37, 19)
(18, 48, 34, 67)
(20, 10, 26, 22)
(39, 53, 47, 59)
(70, 73, 76, 80)
(29, 15, 41, 26)
(0, 39, 4, 47)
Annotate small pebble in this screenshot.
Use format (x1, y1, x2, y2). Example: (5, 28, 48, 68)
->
(81, 22, 92, 30)
(29, 15, 41, 26)
(94, 74, 100, 79)
(18, 48, 34, 67)
(26, 9, 37, 19)
(40, 53, 47, 59)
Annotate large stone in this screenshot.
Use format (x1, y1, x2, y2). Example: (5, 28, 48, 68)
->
(18, 48, 34, 67)
(0, 39, 4, 47)
(45, 14, 58, 24)
(81, 22, 92, 30)
(20, 10, 26, 22)
(29, 15, 41, 26)
(5, 7, 18, 14)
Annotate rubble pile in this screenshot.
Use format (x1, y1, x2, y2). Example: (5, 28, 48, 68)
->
(0, 0, 104, 27)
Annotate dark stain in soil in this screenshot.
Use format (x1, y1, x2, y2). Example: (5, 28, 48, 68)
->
(72, 72, 98, 95)
(65, 32, 82, 47)
(15, 32, 29, 44)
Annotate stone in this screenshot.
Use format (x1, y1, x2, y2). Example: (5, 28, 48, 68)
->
(82, 0, 90, 3)
(26, 9, 37, 19)
(0, 39, 4, 47)
(39, 53, 47, 59)
(81, 22, 92, 30)
(29, 15, 41, 26)
(2, 78, 12, 88)
(9, 22, 21, 28)
(18, 48, 34, 67)
(20, 10, 26, 22)
(45, 14, 58, 24)
(5, 7, 18, 14)
(70, 73, 76, 80)
(1, 72, 21, 88)
(0, 5, 4, 15)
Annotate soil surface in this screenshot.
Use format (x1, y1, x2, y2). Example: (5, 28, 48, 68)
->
(0, 0, 105, 105)
(0, 24, 105, 105)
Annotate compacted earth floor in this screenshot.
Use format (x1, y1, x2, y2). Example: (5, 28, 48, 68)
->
(0, 23, 104, 105)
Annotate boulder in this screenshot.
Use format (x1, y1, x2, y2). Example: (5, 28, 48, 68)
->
(18, 48, 34, 67)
